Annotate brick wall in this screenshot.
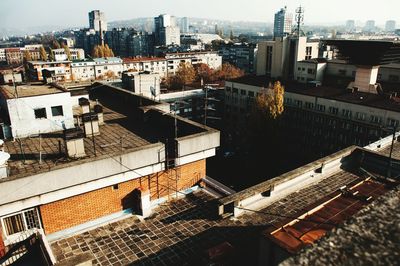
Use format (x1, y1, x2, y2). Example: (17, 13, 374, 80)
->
(40, 159, 205, 234)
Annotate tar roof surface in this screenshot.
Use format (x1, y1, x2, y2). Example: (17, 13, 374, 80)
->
(2, 104, 151, 180)
(0, 84, 67, 99)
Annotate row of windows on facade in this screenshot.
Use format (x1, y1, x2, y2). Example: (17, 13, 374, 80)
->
(285, 98, 398, 126)
(225, 87, 255, 97)
(335, 69, 399, 82)
(34, 105, 63, 119)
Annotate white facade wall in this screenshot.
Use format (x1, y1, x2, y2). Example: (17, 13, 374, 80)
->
(71, 61, 96, 81)
(53, 49, 85, 62)
(6, 92, 75, 138)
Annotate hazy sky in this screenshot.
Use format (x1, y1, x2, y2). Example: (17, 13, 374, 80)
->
(0, 0, 398, 29)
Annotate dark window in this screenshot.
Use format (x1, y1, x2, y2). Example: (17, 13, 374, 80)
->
(51, 106, 63, 116)
(34, 108, 47, 119)
(113, 184, 119, 190)
(248, 91, 255, 97)
(307, 68, 313, 74)
(240, 90, 246, 95)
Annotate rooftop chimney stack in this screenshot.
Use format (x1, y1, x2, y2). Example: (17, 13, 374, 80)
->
(353, 66, 379, 94)
(79, 97, 91, 114)
(94, 104, 104, 125)
(64, 128, 86, 158)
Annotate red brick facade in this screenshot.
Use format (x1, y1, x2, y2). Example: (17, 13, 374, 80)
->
(40, 159, 205, 234)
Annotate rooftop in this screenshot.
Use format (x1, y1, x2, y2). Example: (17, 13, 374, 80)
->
(123, 57, 166, 63)
(1, 83, 210, 180)
(227, 75, 400, 112)
(50, 144, 400, 265)
(93, 57, 123, 63)
(0, 83, 67, 99)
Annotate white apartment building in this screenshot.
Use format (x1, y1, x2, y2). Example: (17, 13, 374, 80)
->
(0, 49, 5, 62)
(93, 57, 123, 79)
(52, 48, 85, 62)
(71, 59, 96, 81)
(165, 51, 222, 74)
(121, 71, 161, 98)
(123, 58, 168, 78)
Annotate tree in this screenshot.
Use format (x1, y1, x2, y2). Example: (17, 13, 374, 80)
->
(230, 30, 234, 40)
(92, 45, 115, 58)
(49, 49, 55, 61)
(39, 46, 48, 61)
(63, 44, 72, 61)
(174, 62, 196, 88)
(52, 40, 61, 49)
(215, 63, 245, 80)
(195, 63, 213, 83)
(254, 81, 285, 119)
(23, 50, 32, 62)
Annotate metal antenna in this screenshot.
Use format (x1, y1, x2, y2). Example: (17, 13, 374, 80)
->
(295, 6, 305, 37)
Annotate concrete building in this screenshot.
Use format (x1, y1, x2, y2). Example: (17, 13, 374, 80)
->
(218, 43, 258, 74)
(345, 20, 356, 32)
(27, 61, 72, 82)
(0, 84, 75, 138)
(181, 17, 190, 33)
(0, 83, 220, 260)
(5, 48, 23, 65)
(385, 20, 396, 32)
(274, 7, 293, 38)
(364, 20, 376, 32)
(121, 71, 161, 98)
(89, 10, 107, 32)
(154, 14, 181, 46)
(51, 48, 85, 62)
(0, 49, 6, 62)
(295, 58, 327, 83)
(123, 57, 168, 78)
(0, 66, 24, 85)
(105, 28, 155, 57)
(256, 36, 319, 79)
(70, 59, 96, 81)
(93, 57, 123, 79)
(165, 51, 222, 74)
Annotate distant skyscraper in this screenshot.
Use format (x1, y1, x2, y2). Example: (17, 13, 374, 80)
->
(345, 20, 355, 32)
(89, 10, 107, 32)
(181, 17, 190, 33)
(154, 14, 181, 46)
(385, 20, 396, 32)
(274, 7, 293, 38)
(364, 20, 375, 32)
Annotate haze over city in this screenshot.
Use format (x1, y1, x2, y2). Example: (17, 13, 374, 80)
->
(0, 1, 399, 265)
(0, 0, 399, 29)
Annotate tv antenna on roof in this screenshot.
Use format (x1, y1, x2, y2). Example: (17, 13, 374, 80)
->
(294, 6, 305, 37)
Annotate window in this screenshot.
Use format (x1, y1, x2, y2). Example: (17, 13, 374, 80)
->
(342, 109, 352, 118)
(387, 118, 399, 127)
(338, 69, 347, 76)
(240, 90, 246, 96)
(355, 112, 366, 121)
(51, 105, 63, 117)
(2, 209, 41, 236)
(305, 102, 314, 109)
(316, 104, 325, 112)
(307, 68, 314, 74)
(232, 88, 238, 94)
(34, 108, 47, 119)
(112, 184, 119, 190)
(370, 115, 382, 124)
(328, 107, 339, 115)
(248, 91, 255, 97)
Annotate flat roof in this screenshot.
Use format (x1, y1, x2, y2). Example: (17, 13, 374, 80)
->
(0, 84, 67, 99)
(227, 75, 400, 112)
(2, 84, 210, 180)
(123, 57, 166, 63)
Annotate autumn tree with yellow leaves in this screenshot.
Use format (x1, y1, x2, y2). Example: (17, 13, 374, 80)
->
(254, 81, 285, 119)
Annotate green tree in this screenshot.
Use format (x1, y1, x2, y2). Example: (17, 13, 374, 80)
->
(39, 46, 48, 61)
(63, 44, 72, 61)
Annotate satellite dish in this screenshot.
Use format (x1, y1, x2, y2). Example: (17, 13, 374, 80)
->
(0, 151, 10, 165)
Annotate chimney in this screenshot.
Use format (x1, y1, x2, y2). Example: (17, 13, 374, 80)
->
(0, 151, 10, 178)
(353, 65, 379, 94)
(79, 97, 90, 114)
(64, 128, 86, 158)
(82, 112, 100, 137)
(94, 104, 104, 125)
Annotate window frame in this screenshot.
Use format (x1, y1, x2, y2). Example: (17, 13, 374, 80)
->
(34, 108, 47, 119)
(51, 105, 64, 117)
(1, 208, 42, 237)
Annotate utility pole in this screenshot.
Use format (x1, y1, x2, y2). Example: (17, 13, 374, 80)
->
(387, 125, 397, 179)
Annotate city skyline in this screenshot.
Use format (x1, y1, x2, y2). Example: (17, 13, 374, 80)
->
(0, 0, 399, 30)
